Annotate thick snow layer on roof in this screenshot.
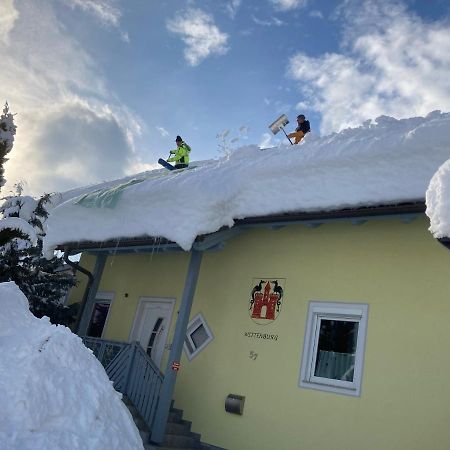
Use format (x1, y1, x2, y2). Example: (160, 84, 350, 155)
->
(426, 159, 450, 238)
(44, 111, 450, 252)
(0, 282, 144, 450)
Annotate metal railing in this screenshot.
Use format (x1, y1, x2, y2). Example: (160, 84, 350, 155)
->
(83, 336, 128, 368)
(82, 337, 163, 431)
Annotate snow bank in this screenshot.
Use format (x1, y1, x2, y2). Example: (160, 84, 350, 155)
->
(44, 111, 450, 252)
(0, 282, 144, 450)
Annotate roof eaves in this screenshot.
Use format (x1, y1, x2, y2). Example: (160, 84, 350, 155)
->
(58, 200, 426, 254)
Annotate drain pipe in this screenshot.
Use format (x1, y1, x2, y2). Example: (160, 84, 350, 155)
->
(63, 247, 94, 335)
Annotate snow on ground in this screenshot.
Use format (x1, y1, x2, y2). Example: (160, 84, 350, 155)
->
(44, 111, 450, 253)
(0, 282, 144, 450)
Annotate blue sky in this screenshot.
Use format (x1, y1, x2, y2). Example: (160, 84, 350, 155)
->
(1, 0, 450, 195)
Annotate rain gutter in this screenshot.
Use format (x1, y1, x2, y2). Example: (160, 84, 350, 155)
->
(58, 201, 426, 256)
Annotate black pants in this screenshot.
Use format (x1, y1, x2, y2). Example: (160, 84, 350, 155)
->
(174, 163, 188, 170)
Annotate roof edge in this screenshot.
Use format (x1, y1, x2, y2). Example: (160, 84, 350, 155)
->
(58, 201, 426, 253)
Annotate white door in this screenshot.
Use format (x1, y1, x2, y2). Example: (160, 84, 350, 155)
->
(130, 299, 175, 369)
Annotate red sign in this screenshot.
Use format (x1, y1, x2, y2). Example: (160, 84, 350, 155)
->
(171, 361, 180, 371)
(249, 279, 284, 325)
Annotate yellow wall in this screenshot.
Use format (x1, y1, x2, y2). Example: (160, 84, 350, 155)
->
(71, 216, 450, 450)
(69, 251, 190, 369)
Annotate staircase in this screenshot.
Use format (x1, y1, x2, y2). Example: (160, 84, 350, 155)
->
(123, 397, 225, 450)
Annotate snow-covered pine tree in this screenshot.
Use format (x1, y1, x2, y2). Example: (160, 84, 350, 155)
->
(0, 103, 76, 325)
(0, 190, 77, 325)
(0, 102, 16, 190)
(0, 102, 29, 246)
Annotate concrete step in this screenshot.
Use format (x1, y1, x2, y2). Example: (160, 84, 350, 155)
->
(167, 408, 183, 423)
(125, 396, 224, 450)
(162, 433, 200, 449)
(165, 420, 192, 435)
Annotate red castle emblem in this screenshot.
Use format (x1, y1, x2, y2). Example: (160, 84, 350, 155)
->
(249, 279, 284, 325)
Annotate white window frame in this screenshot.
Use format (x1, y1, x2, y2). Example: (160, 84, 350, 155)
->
(299, 301, 369, 397)
(87, 291, 114, 338)
(183, 312, 214, 361)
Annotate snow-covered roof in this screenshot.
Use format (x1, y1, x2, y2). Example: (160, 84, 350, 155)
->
(44, 111, 450, 253)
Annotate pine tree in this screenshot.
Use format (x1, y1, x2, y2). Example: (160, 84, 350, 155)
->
(0, 190, 77, 325)
(0, 102, 16, 190)
(0, 102, 26, 245)
(0, 103, 77, 325)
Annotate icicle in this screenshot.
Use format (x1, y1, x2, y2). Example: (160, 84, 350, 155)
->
(110, 238, 120, 267)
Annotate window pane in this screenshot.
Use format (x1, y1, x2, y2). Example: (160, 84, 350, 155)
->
(314, 319, 358, 382)
(147, 317, 164, 358)
(184, 337, 194, 354)
(190, 324, 209, 348)
(87, 302, 110, 337)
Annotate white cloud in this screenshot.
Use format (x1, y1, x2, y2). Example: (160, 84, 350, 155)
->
(156, 126, 170, 138)
(309, 10, 324, 19)
(0, 0, 19, 43)
(226, 0, 241, 19)
(288, 0, 450, 134)
(167, 8, 229, 66)
(59, 0, 128, 41)
(252, 15, 285, 26)
(0, 0, 142, 195)
(270, 0, 308, 11)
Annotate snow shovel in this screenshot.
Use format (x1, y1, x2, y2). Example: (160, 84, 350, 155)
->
(268, 114, 293, 145)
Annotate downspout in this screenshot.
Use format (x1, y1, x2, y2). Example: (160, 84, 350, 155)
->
(63, 247, 94, 334)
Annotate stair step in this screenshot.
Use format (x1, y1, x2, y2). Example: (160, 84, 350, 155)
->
(163, 433, 200, 448)
(165, 420, 192, 435)
(125, 397, 222, 449)
(168, 409, 183, 423)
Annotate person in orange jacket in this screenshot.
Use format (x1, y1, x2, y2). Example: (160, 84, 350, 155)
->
(288, 114, 310, 144)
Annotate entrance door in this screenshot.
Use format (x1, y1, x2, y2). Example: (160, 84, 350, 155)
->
(130, 299, 175, 369)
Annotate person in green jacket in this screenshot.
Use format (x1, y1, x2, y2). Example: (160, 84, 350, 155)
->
(167, 135, 191, 170)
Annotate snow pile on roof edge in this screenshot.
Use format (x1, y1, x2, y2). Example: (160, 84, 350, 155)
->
(426, 159, 450, 239)
(44, 110, 450, 253)
(0, 282, 144, 450)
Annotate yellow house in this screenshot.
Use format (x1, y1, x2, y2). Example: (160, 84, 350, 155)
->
(49, 113, 450, 450)
(59, 201, 450, 450)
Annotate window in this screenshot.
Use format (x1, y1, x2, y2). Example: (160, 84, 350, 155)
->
(86, 292, 113, 338)
(299, 301, 368, 396)
(184, 313, 214, 360)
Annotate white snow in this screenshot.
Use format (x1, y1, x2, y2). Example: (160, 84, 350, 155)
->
(426, 159, 450, 238)
(0, 282, 144, 450)
(0, 105, 15, 156)
(44, 110, 450, 253)
(0, 217, 37, 245)
(1, 195, 38, 222)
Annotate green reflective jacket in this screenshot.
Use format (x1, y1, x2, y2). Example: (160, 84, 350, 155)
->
(168, 142, 191, 165)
